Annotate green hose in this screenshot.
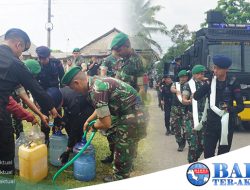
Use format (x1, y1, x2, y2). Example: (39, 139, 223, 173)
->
(52, 120, 96, 184)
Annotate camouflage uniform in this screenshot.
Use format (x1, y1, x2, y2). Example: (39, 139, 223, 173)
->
(115, 51, 144, 92)
(182, 79, 207, 163)
(101, 54, 121, 77)
(88, 76, 147, 180)
(100, 54, 123, 162)
(72, 55, 85, 67)
(170, 82, 187, 149)
(104, 51, 145, 164)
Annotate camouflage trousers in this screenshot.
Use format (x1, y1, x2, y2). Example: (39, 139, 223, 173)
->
(113, 121, 138, 180)
(170, 106, 186, 144)
(184, 111, 205, 163)
(104, 116, 119, 158)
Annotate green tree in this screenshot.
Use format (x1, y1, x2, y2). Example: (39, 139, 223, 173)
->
(156, 25, 194, 75)
(202, 0, 250, 26)
(128, 0, 168, 54)
(216, 0, 250, 24)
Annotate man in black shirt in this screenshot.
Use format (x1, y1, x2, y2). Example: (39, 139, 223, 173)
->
(87, 56, 100, 76)
(0, 28, 58, 188)
(161, 75, 173, 135)
(194, 55, 244, 158)
(36, 46, 65, 90)
(46, 86, 95, 164)
(36, 46, 65, 143)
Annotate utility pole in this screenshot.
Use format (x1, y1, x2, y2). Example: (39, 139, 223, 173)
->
(46, 0, 53, 48)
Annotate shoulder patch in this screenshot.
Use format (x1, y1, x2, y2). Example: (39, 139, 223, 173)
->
(94, 79, 109, 91)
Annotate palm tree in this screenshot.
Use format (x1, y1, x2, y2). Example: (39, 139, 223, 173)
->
(127, 0, 168, 54)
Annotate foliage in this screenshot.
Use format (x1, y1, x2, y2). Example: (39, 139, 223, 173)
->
(128, 0, 168, 54)
(16, 118, 149, 189)
(156, 25, 194, 76)
(201, 0, 250, 26)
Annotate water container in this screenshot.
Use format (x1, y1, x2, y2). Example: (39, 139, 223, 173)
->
(19, 143, 48, 182)
(15, 132, 28, 170)
(73, 139, 96, 181)
(49, 130, 68, 166)
(27, 125, 45, 145)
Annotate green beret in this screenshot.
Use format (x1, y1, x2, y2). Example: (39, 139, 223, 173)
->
(178, 70, 188, 77)
(61, 66, 81, 85)
(110, 33, 129, 50)
(73, 48, 80, 53)
(192, 65, 206, 74)
(23, 59, 41, 75)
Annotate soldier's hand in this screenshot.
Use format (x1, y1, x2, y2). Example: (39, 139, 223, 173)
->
(201, 77, 209, 82)
(83, 121, 90, 132)
(40, 114, 49, 127)
(161, 100, 164, 105)
(50, 108, 62, 119)
(59, 151, 70, 165)
(31, 117, 39, 125)
(176, 91, 181, 96)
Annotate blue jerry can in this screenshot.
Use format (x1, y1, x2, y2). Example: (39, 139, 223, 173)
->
(73, 139, 96, 181)
(49, 131, 68, 166)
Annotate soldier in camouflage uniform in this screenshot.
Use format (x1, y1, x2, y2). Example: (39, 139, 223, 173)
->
(111, 33, 144, 93)
(99, 33, 146, 164)
(72, 48, 85, 67)
(61, 67, 147, 182)
(170, 70, 189, 151)
(100, 50, 122, 77)
(182, 65, 207, 163)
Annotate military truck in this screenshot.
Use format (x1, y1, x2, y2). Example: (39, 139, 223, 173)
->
(181, 11, 250, 129)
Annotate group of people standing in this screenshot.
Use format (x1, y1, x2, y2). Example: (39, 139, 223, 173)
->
(0, 28, 148, 189)
(159, 56, 244, 163)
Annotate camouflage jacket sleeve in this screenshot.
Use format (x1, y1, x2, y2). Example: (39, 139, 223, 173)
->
(131, 54, 144, 86)
(91, 79, 111, 118)
(117, 53, 144, 87)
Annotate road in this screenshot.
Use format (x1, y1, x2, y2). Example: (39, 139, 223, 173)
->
(137, 89, 250, 174)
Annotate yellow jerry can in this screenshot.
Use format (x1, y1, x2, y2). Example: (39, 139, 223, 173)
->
(19, 143, 48, 182)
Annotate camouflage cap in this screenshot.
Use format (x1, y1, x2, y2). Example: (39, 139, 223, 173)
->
(192, 65, 206, 74)
(178, 70, 188, 77)
(110, 32, 128, 50)
(23, 59, 41, 75)
(61, 66, 81, 85)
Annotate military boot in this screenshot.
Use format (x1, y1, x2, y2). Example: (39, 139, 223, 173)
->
(101, 155, 113, 164)
(177, 142, 183, 152)
(103, 175, 117, 183)
(177, 140, 186, 152)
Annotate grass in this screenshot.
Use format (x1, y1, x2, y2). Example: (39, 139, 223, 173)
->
(16, 122, 113, 189)
(15, 93, 152, 189)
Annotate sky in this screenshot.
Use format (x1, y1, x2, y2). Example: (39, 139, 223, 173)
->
(0, 0, 220, 53)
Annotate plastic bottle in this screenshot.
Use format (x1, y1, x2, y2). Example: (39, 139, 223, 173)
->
(27, 124, 45, 145)
(49, 130, 68, 166)
(73, 139, 96, 181)
(15, 132, 28, 170)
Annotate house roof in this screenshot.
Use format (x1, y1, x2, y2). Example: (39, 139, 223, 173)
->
(79, 28, 155, 57)
(79, 28, 120, 57)
(0, 35, 37, 57)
